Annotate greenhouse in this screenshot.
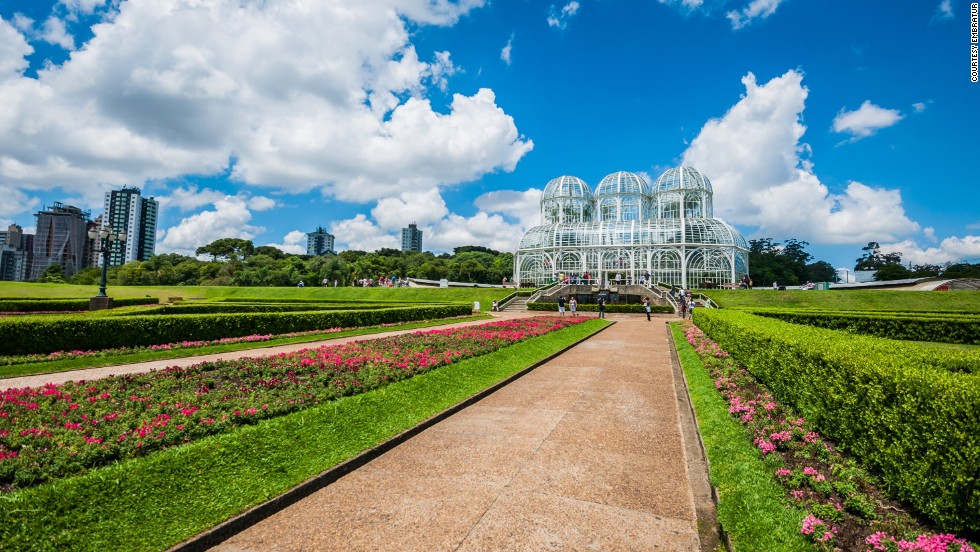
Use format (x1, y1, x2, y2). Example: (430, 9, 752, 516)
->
(514, 168, 749, 288)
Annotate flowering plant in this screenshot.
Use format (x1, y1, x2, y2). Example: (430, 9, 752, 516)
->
(0, 316, 586, 491)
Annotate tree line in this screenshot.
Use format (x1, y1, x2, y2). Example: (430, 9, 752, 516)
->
(40, 239, 515, 287)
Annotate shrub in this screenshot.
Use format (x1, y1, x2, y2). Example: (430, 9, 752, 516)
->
(692, 308, 980, 532)
(0, 297, 159, 313)
(526, 302, 674, 314)
(0, 305, 470, 356)
(749, 309, 980, 345)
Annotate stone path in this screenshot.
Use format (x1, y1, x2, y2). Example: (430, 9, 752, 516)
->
(209, 316, 717, 551)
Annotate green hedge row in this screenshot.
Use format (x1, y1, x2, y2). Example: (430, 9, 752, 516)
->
(211, 297, 416, 304)
(527, 302, 675, 314)
(0, 305, 470, 355)
(749, 310, 980, 344)
(0, 297, 159, 313)
(692, 308, 980, 532)
(105, 302, 395, 316)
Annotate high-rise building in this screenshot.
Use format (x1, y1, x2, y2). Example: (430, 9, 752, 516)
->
(0, 224, 31, 281)
(401, 223, 423, 253)
(31, 202, 91, 280)
(306, 226, 336, 256)
(103, 187, 158, 266)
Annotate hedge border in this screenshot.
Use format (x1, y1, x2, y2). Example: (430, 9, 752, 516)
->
(527, 302, 674, 314)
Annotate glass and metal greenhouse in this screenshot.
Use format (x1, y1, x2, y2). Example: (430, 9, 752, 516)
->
(515, 168, 749, 288)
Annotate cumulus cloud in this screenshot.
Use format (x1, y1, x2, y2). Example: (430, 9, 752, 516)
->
(0, 16, 33, 78)
(880, 236, 980, 265)
(156, 186, 227, 212)
(262, 230, 307, 255)
(40, 16, 75, 50)
(727, 0, 785, 30)
(0, 184, 41, 225)
(682, 70, 919, 244)
(547, 2, 580, 29)
(59, 0, 110, 15)
(158, 195, 264, 256)
(0, 0, 531, 213)
(658, 0, 705, 9)
(923, 227, 937, 243)
(832, 100, 903, 140)
(474, 188, 543, 229)
(371, 188, 449, 230)
(330, 214, 399, 252)
(501, 35, 513, 65)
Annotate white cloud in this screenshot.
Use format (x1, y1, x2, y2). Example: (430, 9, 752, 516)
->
(727, 0, 785, 30)
(0, 0, 531, 214)
(923, 227, 937, 242)
(474, 188, 543, 230)
(427, 211, 523, 252)
(262, 230, 306, 255)
(0, 17, 33, 78)
(371, 188, 449, 230)
(933, 0, 954, 21)
(880, 236, 980, 265)
(247, 195, 276, 211)
(59, 0, 109, 15)
(832, 100, 903, 140)
(501, 35, 513, 65)
(0, 184, 41, 224)
(547, 1, 580, 29)
(682, 70, 920, 244)
(912, 102, 926, 112)
(156, 186, 227, 212)
(158, 195, 265, 256)
(330, 214, 399, 252)
(40, 16, 74, 50)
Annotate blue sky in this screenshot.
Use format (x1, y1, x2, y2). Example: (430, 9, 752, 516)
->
(1, 0, 978, 272)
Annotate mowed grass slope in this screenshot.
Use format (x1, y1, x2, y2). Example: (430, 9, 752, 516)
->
(0, 281, 511, 306)
(704, 289, 980, 312)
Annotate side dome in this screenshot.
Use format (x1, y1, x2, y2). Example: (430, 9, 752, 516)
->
(653, 167, 713, 194)
(543, 176, 592, 200)
(653, 167, 714, 219)
(594, 171, 651, 222)
(541, 176, 594, 224)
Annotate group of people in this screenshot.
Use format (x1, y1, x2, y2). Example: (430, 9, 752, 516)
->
(669, 285, 697, 319)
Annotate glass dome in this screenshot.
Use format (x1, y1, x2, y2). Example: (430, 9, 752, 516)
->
(653, 167, 713, 194)
(543, 176, 592, 199)
(516, 166, 748, 289)
(595, 171, 651, 197)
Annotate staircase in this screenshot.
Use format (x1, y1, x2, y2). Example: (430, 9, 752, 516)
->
(499, 295, 529, 312)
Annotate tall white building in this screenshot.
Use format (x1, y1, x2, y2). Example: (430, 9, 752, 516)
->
(102, 187, 159, 266)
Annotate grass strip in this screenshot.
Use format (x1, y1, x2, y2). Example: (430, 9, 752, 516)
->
(669, 322, 810, 551)
(0, 318, 610, 551)
(0, 315, 491, 379)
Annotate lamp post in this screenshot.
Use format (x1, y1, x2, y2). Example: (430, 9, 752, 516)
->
(88, 226, 126, 310)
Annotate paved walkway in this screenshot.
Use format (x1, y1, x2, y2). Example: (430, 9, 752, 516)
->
(209, 316, 716, 551)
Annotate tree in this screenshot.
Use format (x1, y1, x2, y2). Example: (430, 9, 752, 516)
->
(805, 261, 837, 282)
(874, 263, 913, 281)
(195, 238, 255, 262)
(35, 264, 66, 283)
(854, 242, 902, 270)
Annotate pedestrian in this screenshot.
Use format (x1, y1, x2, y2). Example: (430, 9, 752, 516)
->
(492, 300, 499, 312)
(597, 296, 606, 319)
(569, 296, 578, 317)
(689, 298, 697, 317)
(679, 297, 688, 319)
(557, 295, 566, 317)
(297, 280, 304, 288)
(643, 296, 651, 321)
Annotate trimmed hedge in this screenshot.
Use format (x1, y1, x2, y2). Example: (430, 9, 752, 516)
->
(0, 297, 159, 312)
(692, 308, 980, 532)
(0, 305, 470, 355)
(749, 309, 980, 344)
(104, 302, 396, 316)
(527, 302, 674, 314)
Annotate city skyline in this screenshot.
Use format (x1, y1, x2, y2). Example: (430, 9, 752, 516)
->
(0, 0, 977, 272)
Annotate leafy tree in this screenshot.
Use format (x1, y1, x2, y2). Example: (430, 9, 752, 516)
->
(943, 263, 980, 278)
(805, 261, 837, 282)
(195, 238, 255, 262)
(254, 245, 286, 259)
(35, 264, 66, 283)
(874, 263, 913, 281)
(854, 242, 902, 270)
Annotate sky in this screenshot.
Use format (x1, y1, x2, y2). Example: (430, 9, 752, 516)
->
(1, 0, 978, 273)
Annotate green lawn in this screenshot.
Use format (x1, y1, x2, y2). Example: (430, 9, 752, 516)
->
(670, 322, 809, 551)
(0, 319, 610, 551)
(0, 281, 513, 307)
(703, 289, 980, 312)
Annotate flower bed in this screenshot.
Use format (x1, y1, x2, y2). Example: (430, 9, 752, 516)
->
(0, 315, 474, 367)
(682, 321, 976, 551)
(0, 316, 586, 491)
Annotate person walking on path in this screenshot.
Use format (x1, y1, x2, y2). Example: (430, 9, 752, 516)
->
(643, 296, 651, 321)
(569, 296, 578, 317)
(679, 297, 688, 319)
(597, 296, 606, 319)
(557, 296, 566, 317)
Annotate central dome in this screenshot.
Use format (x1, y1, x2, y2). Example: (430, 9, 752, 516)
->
(543, 176, 592, 199)
(595, 171, 651, 197)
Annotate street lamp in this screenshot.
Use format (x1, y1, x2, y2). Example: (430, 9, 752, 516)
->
(88, 226, 126, 309)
